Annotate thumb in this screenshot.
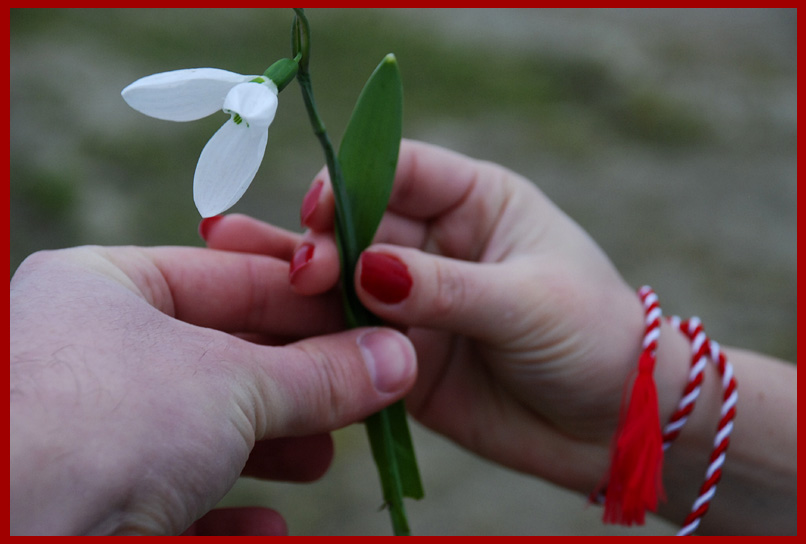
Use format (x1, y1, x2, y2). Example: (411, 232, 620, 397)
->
(249, 327, 417, 439)
(355, 245, 533, 343)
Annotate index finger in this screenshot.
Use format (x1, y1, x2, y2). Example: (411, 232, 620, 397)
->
(106, 245, 344, 337)
(303, 139, 508, 226)
(386, 139, 502, 219)
(385, 140, 538, 260)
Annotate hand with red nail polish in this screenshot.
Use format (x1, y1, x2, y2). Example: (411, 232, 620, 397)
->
(289, 242, 315, 280)
(198, 215, 224, 242)
(195, 140, 795, 536)
(358, 251, 412, 304)
(202, 142, 648, 473)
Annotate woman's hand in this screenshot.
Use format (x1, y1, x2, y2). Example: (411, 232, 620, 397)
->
(206, 140, 649, 493)
(204, 139, 796, 535)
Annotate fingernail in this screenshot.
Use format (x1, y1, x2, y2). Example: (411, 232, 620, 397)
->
(358, 329, 415, 394)
(289, 243, 314, 281)
(198, 215, 223, 241)
(360, 252, 412, 304)
(300, 180, 323, 227)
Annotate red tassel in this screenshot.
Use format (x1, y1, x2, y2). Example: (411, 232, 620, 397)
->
(603, 350, 665, 526)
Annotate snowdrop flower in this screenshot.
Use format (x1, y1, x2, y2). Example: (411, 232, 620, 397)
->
(122, 68, 279, 217)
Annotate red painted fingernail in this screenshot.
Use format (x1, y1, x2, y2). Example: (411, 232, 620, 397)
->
(289, 243, 315, 281)
(300, 180, 324, 227)
(198, 215, 223, 241)
(360, 252, 412, 304)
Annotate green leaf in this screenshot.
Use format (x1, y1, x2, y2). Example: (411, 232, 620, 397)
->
(292, 12, 418, 533)
(366, 400, 424, 499)
(337, 53, 402, 263)
(333, 54, 423, 536)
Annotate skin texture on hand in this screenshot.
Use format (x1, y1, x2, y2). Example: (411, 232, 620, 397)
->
(10, 245, 417, 535)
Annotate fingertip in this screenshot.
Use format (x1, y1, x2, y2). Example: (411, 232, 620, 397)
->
(288, 234, 341, 296)
(300, 179, 323, 227)
(299, 177, 336, 232)
(358, 250, 413, 305)
(199, 215, 224, 242)
(288, 243, 314, 283)
(357, 328, 417, 395)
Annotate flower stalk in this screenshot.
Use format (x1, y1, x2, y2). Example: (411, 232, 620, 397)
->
(291, 8, 422, 536)
(120, 8, 423, 535)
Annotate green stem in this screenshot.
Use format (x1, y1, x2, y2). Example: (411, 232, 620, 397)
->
(296, 68, 367, 328)
(293, 11, 357, 295)
(291, 8, 414, 536)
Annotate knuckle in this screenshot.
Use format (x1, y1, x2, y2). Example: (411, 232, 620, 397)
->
(430, 260, 469, 319)
(288, 342, 358, 427)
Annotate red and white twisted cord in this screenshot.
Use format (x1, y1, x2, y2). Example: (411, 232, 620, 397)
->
(638, 286, 662, 355)
(672, 317, 738, 536)
(661, 315, 707, 448)
(598, 287, 738, 535)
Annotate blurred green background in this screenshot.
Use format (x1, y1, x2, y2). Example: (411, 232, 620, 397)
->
(10, 8, 796, 535)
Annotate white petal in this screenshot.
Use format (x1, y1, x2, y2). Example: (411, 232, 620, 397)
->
(193, 119, 269, 217)
(223, 82, 279, 128)
(121, 68, 255, 122)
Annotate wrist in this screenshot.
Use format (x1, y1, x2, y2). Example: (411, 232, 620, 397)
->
(638, 308, 737, 533)
(596, 287, 738, 531)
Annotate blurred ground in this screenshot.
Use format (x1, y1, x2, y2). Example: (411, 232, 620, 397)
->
(10, 8, 796, 535)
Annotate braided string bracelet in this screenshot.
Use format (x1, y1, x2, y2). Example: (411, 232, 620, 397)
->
(596, 286, 738, 535)
(670, 316, 738, 536)
(661, 315, 707, 449)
